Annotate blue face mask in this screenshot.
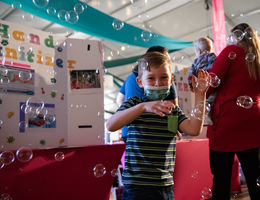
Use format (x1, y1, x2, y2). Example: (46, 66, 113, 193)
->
(144, 85, 170, 101)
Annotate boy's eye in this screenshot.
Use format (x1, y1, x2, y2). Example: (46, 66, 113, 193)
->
(161, 76, 169, 79)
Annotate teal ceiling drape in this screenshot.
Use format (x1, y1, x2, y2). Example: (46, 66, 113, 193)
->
(1, 0, 193, 49)
(103, 49, 178, 68)
(1, 0, 193, 68)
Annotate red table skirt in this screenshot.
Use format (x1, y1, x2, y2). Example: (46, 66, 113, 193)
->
(0, 144, 125, 200)
(120, 139, 241, 200)
(173, 139, 241, 200)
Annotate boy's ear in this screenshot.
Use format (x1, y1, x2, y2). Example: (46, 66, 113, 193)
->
(136, 77, 143, 88)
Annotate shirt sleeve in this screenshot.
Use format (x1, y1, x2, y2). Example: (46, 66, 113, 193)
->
(117, 97, 140, 112)
(171, 106, 188, 126)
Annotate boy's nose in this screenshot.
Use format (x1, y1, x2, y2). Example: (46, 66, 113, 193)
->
(154, 80, 161, 86)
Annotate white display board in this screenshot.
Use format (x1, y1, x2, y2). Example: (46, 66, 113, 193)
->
(173, 63, 195, 116)
(0, 20, 104, 150)
(173, 63, 207, 139)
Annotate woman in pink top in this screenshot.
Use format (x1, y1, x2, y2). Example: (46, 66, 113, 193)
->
(206, 23, 260, 200)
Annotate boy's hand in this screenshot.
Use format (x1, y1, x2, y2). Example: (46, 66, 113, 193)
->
(192, 69, 210, 94)
(143, 100, 175, 117)
(177, 131, 182, 140)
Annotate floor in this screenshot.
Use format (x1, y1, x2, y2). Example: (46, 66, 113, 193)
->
(109, 184, 250, 200)
(231, 185, 250, 200)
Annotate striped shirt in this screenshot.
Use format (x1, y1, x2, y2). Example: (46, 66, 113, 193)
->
(118, 96, 187, 186)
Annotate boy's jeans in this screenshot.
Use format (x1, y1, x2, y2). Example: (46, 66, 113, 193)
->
(122, 184, 174, 200)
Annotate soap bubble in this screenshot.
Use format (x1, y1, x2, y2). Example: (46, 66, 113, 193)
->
(19, 71, 32, 82)
(232, 29, 244, 42)
(20, 103, 32, 114)
(257, 176, 260, 187)
(141, 30, 152, 42)
(0, 160, 4, 169)
(0, 77, 10, 84)
(26, 97, 44, 112)
(22, 13, 34, 22)
(0, 193, 12, 200)
(47, 7, 56, 16)
(138, 58, 148, 70)
(93, 163, 106, 178)
(16, 146, 33, 163)
(19, 121, 28, 129)
(0, 151, 15, 165)
(227, 34, 237, 44)
(209, 72, 221, 88)
(245, 53, 256, 62)
(32, 0, 49, 8)
(54, 152, 64, 161)
(130, 0, 148, 9)
(11, 0, 22, 8)
(74, 3, 86, 14)
(67, 11, 79, 24)
(0, 68, 8, 76)
(111, 169, 117, 177)
(201, 187, 212, 199)
(228, 52, 237, 60)
(236, 95, 253, 109)
(190, 170, 199, 179)
(112, 19, 124, 31)
(190, 102, 211, 120)
(36, 107, 48, 115)
(244, 27, 252, 40)
(43, 54, 54, 65)
(44, 114, 56, 124)
(232, 192, 239, 199)
(57, 10, 69, 22)
(195, 78, 209, 91)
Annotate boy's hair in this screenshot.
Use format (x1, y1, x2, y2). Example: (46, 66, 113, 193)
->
(194, 37, 213, 53)
(132, 46, 169, 76)
(146, 46, 169, 54)
(137, 51, 172, 78)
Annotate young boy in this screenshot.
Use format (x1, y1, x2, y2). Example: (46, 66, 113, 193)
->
(188, 37, 217, 125)
(106, 52, 209, 200)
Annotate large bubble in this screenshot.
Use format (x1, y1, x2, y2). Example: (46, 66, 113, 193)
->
(0, 151, 15, 165)
(141, 30, 152, 42)
(236, 95, 253, 109)
(112, 19, 124, 31)
(93, 163, 106, 178)
(16, 146, 33, 163)
(208, 72, 221, 88)
(32, 0, 49, 8)
(201, 187, 212, 199)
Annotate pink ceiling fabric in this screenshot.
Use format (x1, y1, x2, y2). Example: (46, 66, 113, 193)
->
(212, 0, 227, 55)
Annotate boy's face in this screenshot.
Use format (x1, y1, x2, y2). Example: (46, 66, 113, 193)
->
(136, 64, 173, 88)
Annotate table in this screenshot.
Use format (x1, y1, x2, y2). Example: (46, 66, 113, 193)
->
(173, 139, 241, 200)
(119, 138, 241, 200)
(0, 144, 125, 200)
